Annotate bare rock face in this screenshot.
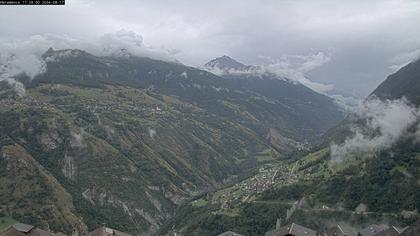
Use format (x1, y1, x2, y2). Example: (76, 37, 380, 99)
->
(38, 132, 61, 150)
(355, 203, 368, 213)
(0, 144, 87, 235)
(164, 189, 188, 205)
(70, 129, 87, 148)
(62, 154, 77, 180)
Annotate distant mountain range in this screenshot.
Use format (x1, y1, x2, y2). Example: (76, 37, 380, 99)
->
(0, 49, 345, 235)
(164, 57, 420, 235)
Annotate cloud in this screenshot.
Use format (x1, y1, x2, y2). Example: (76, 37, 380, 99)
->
(202, 51, 335, 94)
(0, 36, 50, 95)
(0, 30, 175, 94)
(330, 97, 420, 163)
(330, 94, 361, 111)
(1, 1, 420, 96)
(299, 52, 332, 72)
(258, 52, 335, 94)
(0, 76, 26, 96)
(95, 30, 175, 60)
(389, 49, 420, 71)
(256, 53, 362, 110)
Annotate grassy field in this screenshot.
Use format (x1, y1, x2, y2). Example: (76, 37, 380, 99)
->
(191, 199, 208, 207)
(0, 217, 16, 232)
(255, 149, 274, 162)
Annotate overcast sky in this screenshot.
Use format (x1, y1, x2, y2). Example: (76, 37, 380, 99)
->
(1, 0, 420, 97)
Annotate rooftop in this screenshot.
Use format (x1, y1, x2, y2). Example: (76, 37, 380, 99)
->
(266, 223, 317, 236)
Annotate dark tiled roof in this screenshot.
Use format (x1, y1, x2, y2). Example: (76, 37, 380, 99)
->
(0, 223, 52, 236)
(34, 229, 51, 236)
(401, 223, 420, 236)
(360, 224, 389, 236)
(266, 223, 316, 236)
(52, 233, 66, 236)
(0, 227, 27, 236)
(217, 231, 243, 236)
(374, 227, 401, 236)
(89, 227, 131, 236)
(325, 224, 357, 236)
(12, 224, 34, 233)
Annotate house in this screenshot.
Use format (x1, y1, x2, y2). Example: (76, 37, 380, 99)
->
(0, 223, 52, 236)
(89, 226, 131, 236)
(265, 223, 317, 236)
(324, 224, 356, 236)
(373, 227, 401, 236)
(401, 220, 420, 236)
(359, 224, 389, 236)
(52, 233, 66, 236)
(217, 231, 243, 236)
(372, 225, 409, 236)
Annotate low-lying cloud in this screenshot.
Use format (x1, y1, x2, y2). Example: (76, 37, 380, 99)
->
(330, 97, 420, 163)
(0, 30, 175, 95)
(389, 49, 420, 72)
(204, 52, 335, 94)
(203, 51, 361, 109)
(0, 38, 48, 95)
(258, 52, 335, 94)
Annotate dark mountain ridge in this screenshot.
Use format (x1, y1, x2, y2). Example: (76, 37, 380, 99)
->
(32, 49, 345, 142)
(372, 58, 420, 104)
(164, 57, 420, 235)
(0, 49, 345, 234)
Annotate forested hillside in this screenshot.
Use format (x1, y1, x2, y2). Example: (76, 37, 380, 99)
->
(0, 49, 345, 235)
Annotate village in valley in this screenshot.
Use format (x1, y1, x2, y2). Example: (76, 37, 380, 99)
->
(183, 153, 420, 236)
(204, 164, 298, 210)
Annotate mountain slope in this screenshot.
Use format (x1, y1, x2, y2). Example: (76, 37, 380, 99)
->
(30, 50, 344, 143)
(0, 49, 345, 234)
(164, 58, 420, 235)
(372, 58, 420, 104)
(320, 57, 420, 147)
(0, 84, 270, 235)
(0, 140, 87, 234)
(204, 56, 345, 142)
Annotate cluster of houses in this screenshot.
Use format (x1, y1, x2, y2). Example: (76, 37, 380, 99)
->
(0, 98, 48, 110)
(240, 168, 278, 194)
(217, 221, 419, 236)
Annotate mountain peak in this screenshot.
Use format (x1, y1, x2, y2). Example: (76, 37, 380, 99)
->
(42, 48, 91, 61)
(204, 55, 249, 71)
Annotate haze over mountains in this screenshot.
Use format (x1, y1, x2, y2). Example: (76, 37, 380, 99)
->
(163, 57, 420, 235)
(0, 42, 418, 235)
(0, 31, 418, 236)
(0, 47, 348, 235)
(1, 1, 420, 236)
